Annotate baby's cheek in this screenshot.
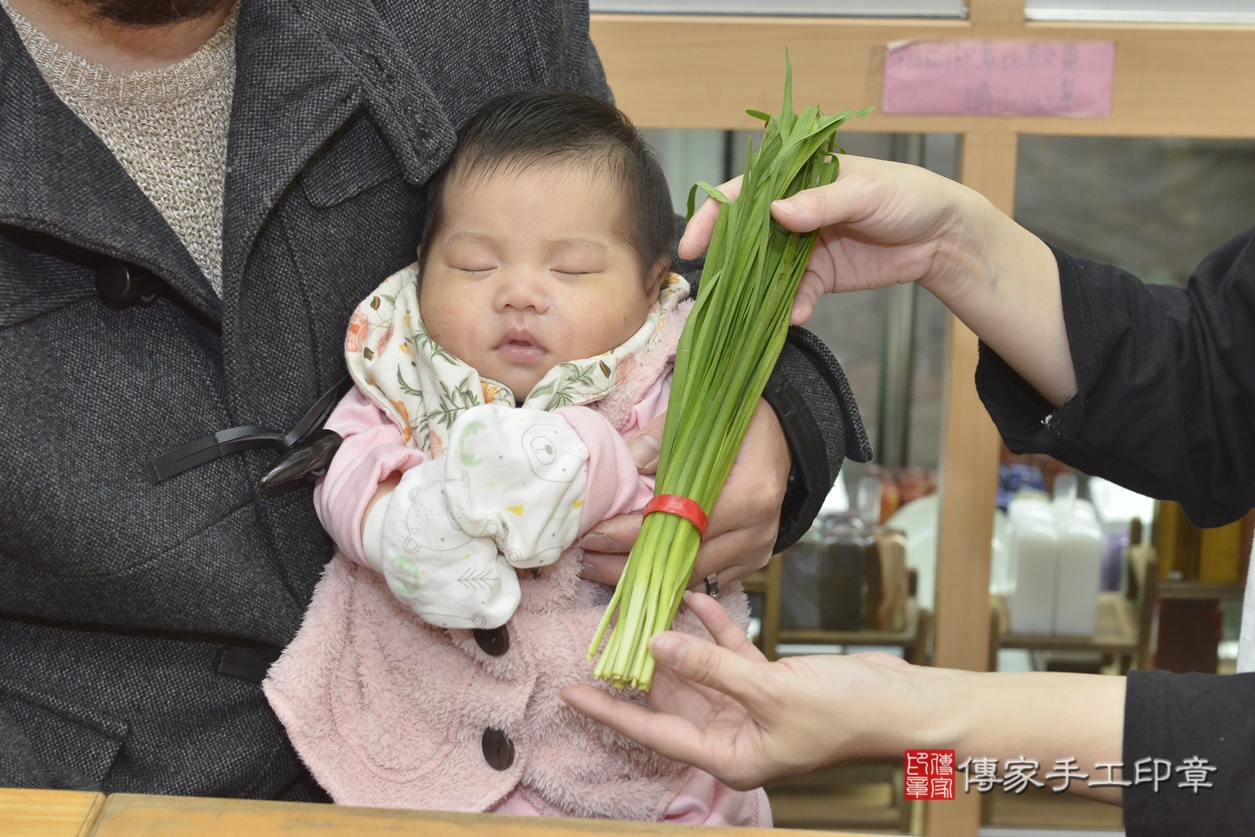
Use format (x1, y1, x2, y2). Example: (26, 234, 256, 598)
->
(421, 292, 474, 358)
(570, 299, 633, 354)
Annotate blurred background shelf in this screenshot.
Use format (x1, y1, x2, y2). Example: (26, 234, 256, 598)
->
(990, 592, 1140, 674)
(777, 600, 929, 665)
(1157, 581, 1246, 601)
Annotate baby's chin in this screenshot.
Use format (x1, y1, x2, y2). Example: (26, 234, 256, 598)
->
(483, 367, 544, 401)
(483, 352, 610, 402)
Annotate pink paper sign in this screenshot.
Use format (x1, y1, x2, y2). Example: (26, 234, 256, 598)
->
(882, 39, 1115, 117)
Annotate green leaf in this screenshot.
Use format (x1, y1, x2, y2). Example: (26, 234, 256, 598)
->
(590, 49, 870, 692)
(685, 181, 732, 222)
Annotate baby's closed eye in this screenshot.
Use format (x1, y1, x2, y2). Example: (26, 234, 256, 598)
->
(551, 263, 602, 277)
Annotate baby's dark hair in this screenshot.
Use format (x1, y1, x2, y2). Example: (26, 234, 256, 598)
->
(420, 91, 674, 281)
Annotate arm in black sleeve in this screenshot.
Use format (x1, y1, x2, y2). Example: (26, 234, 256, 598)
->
(976, 228, 1255, 527)
(1123, 670, 1255, 835)
(672, 221, 874, 551)
(763, 328, 874, 549)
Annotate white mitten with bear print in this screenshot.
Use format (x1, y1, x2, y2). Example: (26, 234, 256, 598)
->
(361, 404, 588, 629)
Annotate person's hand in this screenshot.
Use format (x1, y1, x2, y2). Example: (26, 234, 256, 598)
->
(578, 399, 788, 589)
(565, 595, 1127, 804)
(679, 156, 983, 327)
(561, 592, 942, 790)
(679, 155, 1076, 406)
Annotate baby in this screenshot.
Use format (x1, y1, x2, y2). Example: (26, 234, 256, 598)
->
(264, 91, 770, 826)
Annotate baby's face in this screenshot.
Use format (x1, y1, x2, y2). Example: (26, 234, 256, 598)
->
(419, 162, 662, 399)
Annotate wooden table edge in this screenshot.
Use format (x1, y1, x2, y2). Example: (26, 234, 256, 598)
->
(82, 792, 885, 837)
(77, 793, 106, 837)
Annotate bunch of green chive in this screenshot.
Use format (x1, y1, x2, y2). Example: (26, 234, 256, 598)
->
(588, 57, 871, 690)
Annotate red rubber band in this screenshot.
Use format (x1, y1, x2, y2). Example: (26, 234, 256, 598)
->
(644, 494, 709, 538)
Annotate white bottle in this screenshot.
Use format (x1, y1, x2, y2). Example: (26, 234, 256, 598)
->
(1008, 497, 1059, 634)
(1054, 500, 1104, 635)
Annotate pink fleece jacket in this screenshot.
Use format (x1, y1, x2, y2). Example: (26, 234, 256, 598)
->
(263, 302, 771, 827)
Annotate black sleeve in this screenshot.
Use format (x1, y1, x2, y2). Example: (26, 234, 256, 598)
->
(672, 221, 874, 551)
(975, 228, 1255, 527)
(1123, 670, 1255, 835)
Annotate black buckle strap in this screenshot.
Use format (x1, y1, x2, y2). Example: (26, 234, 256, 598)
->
(212, 646, 282, 684)
(144, 375, 352, 485)
(257, 429, 343, 488)
(144, 425, 284, 484)
(276, 374, 350, 453)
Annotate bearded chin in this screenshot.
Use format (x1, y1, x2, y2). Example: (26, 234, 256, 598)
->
(76, 0, 232, 26)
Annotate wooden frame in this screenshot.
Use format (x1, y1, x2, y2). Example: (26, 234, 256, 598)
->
(591, 4, 1255, 834)
(591, 10, 1255, 138)
(0, 787, 882, 837)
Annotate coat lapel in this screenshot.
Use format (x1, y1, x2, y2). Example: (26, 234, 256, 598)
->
(222, 0, 457, 299)
(0, 10, 220, 322)
(0, 0, 458, 326)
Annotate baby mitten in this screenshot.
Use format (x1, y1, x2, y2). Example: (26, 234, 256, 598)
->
(362, 405, 588, 629)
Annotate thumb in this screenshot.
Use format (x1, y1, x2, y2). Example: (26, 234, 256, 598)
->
(627, 413, 665, 473)
(650, 632, 767, 709)
(790, 270, 825, 326)
(771, 181, 850, 234)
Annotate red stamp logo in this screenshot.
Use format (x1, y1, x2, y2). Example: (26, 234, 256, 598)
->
(905, 750, 956, 800)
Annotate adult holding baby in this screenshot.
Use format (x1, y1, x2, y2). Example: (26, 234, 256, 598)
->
(565, 155, 1255, 834)
(0, 0, 867, 804)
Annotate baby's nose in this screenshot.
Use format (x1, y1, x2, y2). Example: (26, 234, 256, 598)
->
(495, 268, 552, 313)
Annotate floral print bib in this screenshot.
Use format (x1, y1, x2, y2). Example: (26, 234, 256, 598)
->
(344, 263, 689, 457)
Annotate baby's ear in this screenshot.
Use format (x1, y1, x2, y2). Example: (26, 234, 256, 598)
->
(646, 257, 670, 298)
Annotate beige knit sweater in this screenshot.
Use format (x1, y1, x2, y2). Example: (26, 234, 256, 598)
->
(2, 0, 236, 295)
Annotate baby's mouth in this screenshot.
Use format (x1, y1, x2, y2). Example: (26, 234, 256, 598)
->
(494, 329, 547, 363)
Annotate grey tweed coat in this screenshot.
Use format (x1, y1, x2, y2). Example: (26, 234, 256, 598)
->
(0, 0, 869, 800)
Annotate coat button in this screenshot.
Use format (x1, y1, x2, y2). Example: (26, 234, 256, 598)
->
(473, 626, 509, 657)
(96, 259, 161, 309)
(481, 727, 514, 771)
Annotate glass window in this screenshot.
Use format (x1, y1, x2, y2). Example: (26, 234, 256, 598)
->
(1016, 136, 1255, 287)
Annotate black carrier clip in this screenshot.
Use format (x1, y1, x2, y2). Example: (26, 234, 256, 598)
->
(144, 376, 352, 488)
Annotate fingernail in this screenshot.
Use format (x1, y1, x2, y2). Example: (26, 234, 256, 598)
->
(579, 561, 597, 580)
(627, 434, 661, 469)
(581, 532, 616, 553)
(650, 633, 690, 668)
(772, 198, 799, 217)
